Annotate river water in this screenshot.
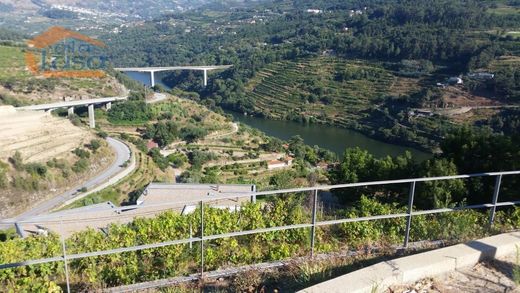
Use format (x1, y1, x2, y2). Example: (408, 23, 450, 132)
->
(126, 72, 431, 160)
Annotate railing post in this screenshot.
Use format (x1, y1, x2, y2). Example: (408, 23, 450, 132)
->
(489, 174, 503, 226)
(60, 221, 71, 293)
(403, 181, 416, 248)
(310, 189, 318, 257)
(189, 222, 193, 249)
(200, 201, 204, 280)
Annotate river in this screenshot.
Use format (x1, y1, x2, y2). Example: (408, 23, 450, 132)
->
(126, 72, 431, 160)
(227, 111, 430, 160)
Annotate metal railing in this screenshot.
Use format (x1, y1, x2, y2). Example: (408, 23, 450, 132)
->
(1, 170, 520, 292)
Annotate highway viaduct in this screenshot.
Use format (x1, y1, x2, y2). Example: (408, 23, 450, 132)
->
(18, 96, 127, 128)
(114, 65, 233, 87)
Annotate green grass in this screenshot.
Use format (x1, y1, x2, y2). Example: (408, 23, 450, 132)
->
(0, 45, 30, 79)
(63, 187, 122, 210)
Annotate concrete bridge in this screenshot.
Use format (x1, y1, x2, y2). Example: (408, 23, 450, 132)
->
(18, 96, 127, 128)
(114, 65, 233, 87)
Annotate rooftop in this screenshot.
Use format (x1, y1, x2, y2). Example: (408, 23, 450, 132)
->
(17, 183, 256, 238)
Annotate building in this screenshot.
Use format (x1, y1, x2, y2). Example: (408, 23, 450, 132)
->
(16, 183, 256, 238)
(468, 72, 495, 80)
(136, 183, 256, 208)
(447, 77, 463, 85)
(306, 9, 323, 14)
(267, 157, 294, 170)
(147, 140, 159, 150)
(409, 109, 434, 118)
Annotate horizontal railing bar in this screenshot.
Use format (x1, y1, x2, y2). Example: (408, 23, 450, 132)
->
(316, 213, 408, 226)
(69, 238, 199, 260)
(202, 223, 313, 241)
(11, 171, 520, 223)
(0, 256, 64, 270)
(495, 200, 520, 207)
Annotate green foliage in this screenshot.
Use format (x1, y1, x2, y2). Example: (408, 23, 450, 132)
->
(167, 152, 188, 168)
(145, 121, 179, 147)
(340, 196, 406, 246)
(128, 91, 146, 101)
(441, 126, 520, 172)
(0, 160, 8, 189)
(331, 148, 415, 203)
(269, 171, 297, 189)
(108, 101, 153, 124)
(8, 151, 23, 171)
(96, 130, 108, 139)
(88, 139, 102, 153)
(188, 150, 217, 168)
(416, 159, 466, 208)
(24, 163, 47, 178)
(180, 126, 208, 143)
(72, 158, 89, 173)
(73, 148, 90, 159)
(486, 109, 520, 136)
(148, 148, 169, 171)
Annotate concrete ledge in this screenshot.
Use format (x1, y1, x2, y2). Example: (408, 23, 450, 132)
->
(299, 231, 520, 293)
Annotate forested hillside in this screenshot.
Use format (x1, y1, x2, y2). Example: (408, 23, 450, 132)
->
(103, 0, 520, 150)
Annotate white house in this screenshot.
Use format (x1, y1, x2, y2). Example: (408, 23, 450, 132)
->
(267, 157, 294, 170)
(447, 77, 463, 85)
(307, 9, 323, 14)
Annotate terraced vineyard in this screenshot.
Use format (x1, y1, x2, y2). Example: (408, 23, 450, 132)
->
(245, 57, 398, 128)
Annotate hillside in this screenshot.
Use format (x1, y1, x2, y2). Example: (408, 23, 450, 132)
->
(0, 45, 125, 106)
(100, 0, 519, 150)
(0, 0, 265, 34)
(0, 43, 126, 218)
(245, 57, 400, 123)
(0, 106, 91, 163)
(0, 106, 115, 218)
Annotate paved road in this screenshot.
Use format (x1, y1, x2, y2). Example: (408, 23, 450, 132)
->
(0, 137, 131, 229)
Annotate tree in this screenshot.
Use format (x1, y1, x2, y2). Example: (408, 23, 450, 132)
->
(148, 148, 169, 170)
(180, 126, 208, 143)
(416, 159, 466, 208)
(146, 121, 179, 147)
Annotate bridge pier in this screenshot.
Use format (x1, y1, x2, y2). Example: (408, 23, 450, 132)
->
(88, 104, 95, 129)
(203, 69, 208, 87)
(105, 102, 112, 111)
(67, 107, 74, 117)
(150, 71, 155, 88)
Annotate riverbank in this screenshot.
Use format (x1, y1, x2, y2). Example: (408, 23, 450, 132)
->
(226, 110, 431, 161)
(125, 71, 431, 161)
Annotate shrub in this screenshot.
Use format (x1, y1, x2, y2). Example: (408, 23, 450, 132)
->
(97, 131, 108, 139)
(148, 148, 169, 171)
(8, 151, 24, 170)
(72, 158, 89, 173)
(24, 163, 47, 178)
(89, 139, 102, 153)
(180, 126, 208, 143)
(167, 152, 188, 168)
(0, 161, 8, 189)
(73, 148, 90, 159)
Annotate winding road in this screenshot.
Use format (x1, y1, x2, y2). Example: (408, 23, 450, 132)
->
(0, 137, 131, 229)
